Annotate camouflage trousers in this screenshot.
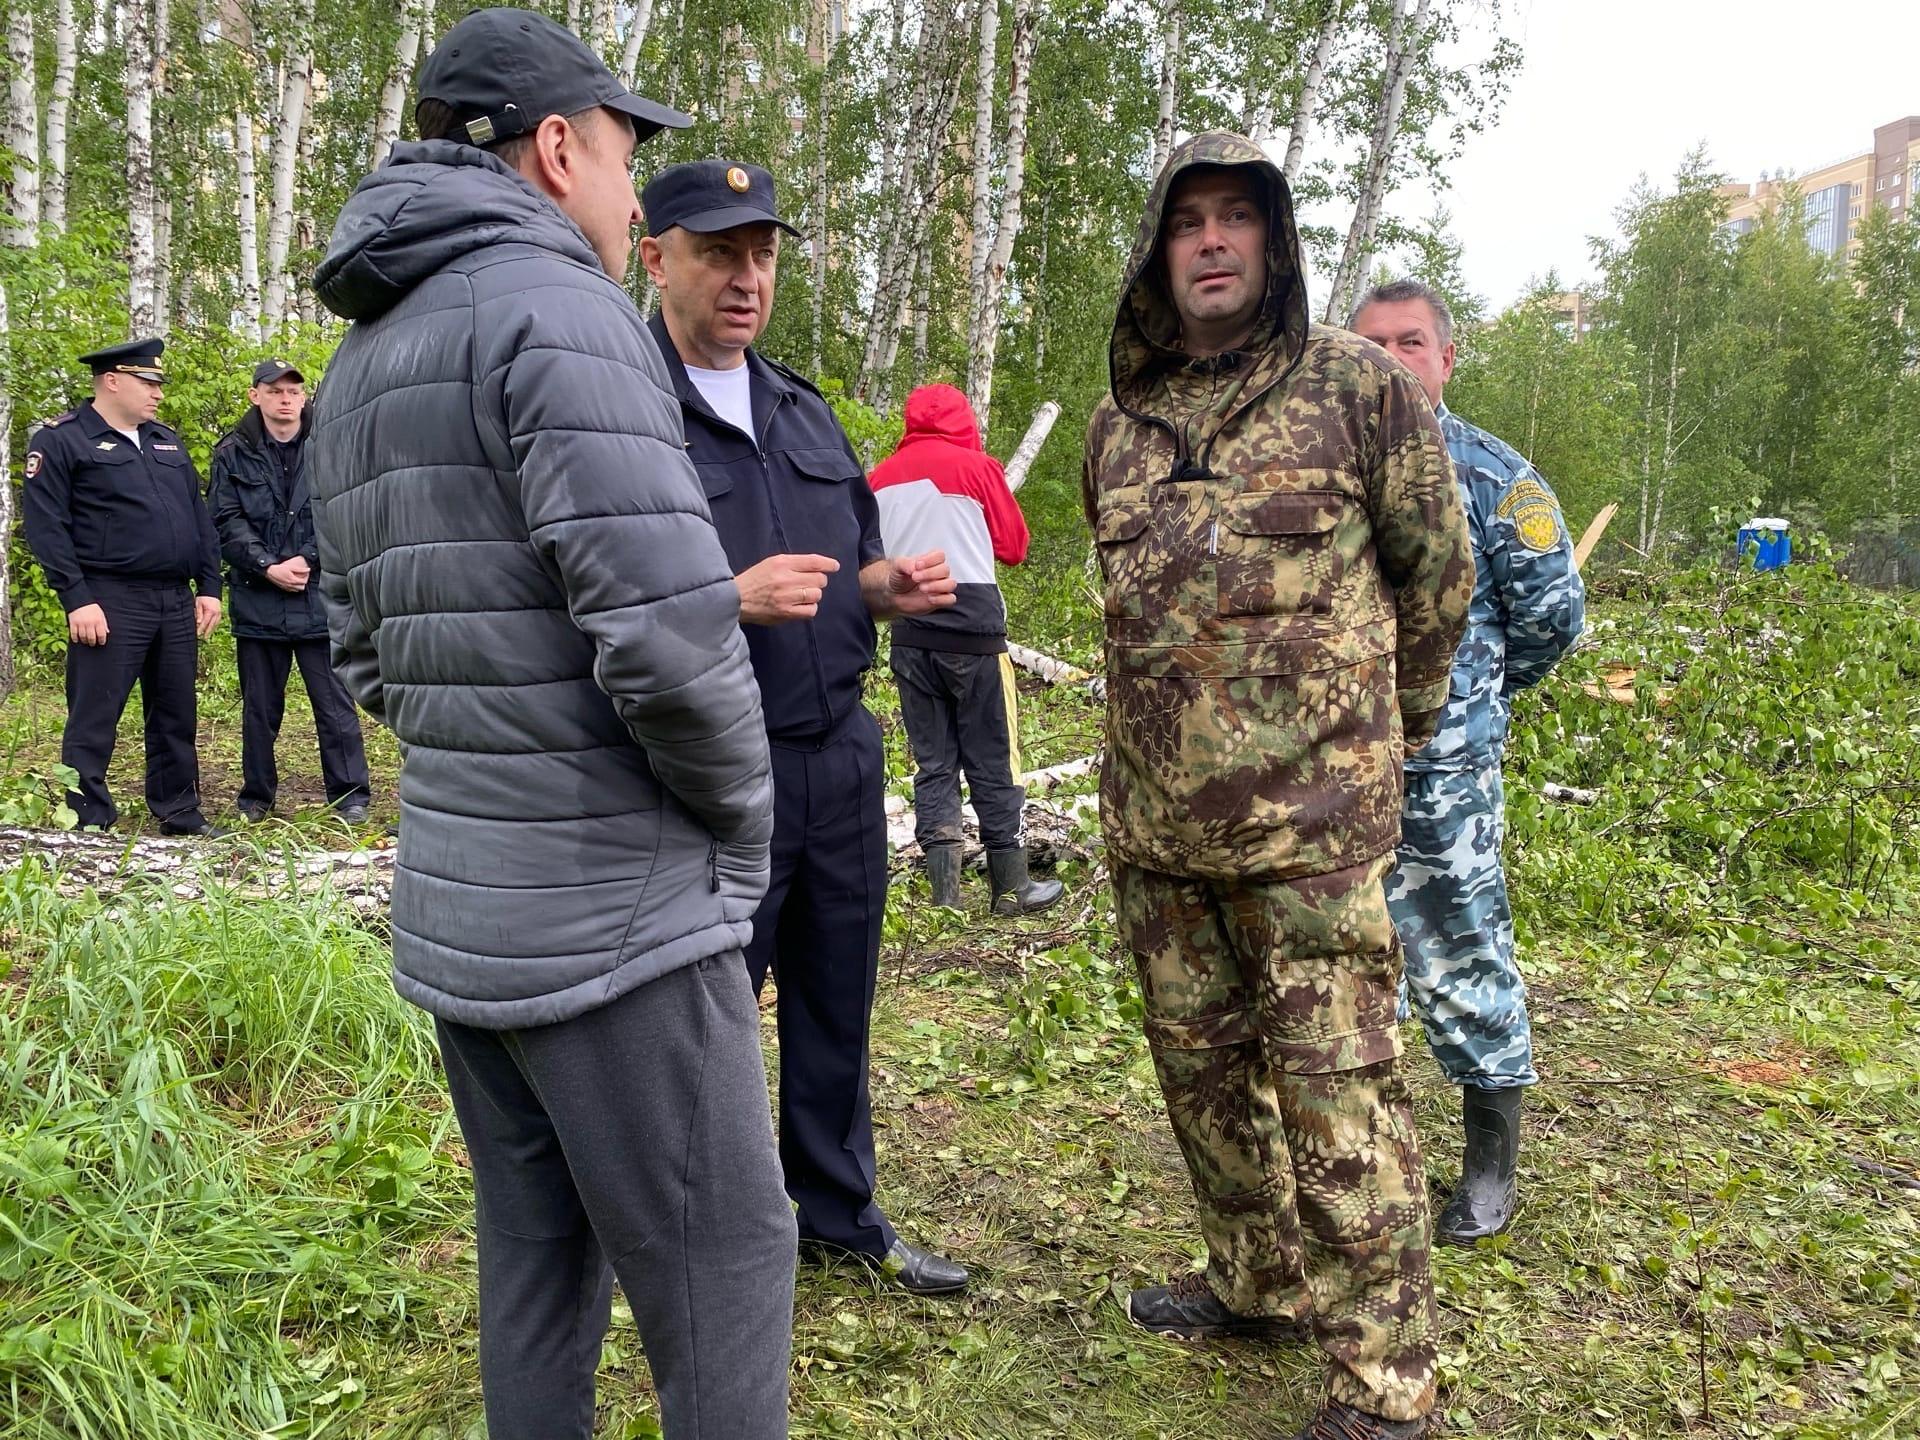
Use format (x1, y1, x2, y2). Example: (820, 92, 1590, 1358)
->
(1111, 855, 1438, 1422)
(1386, 767, 1536, 1089)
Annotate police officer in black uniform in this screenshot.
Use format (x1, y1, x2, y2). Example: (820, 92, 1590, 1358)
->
(22, 338, 226, 835)
(640, 160, 970, 1295)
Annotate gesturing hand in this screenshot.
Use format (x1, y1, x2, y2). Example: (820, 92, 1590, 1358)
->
(736, 553, 841, 626)
(883, 550, 957, 617)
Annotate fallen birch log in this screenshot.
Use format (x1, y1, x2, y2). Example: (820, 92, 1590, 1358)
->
(1006, 641, 1106, 700)
(1003, 401, 1060, 493)
(1541, 782, 1600, 806)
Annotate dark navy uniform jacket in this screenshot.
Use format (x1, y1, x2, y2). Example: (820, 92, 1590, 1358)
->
(22, 401, 222, 611)
(650, 313, 884, 744)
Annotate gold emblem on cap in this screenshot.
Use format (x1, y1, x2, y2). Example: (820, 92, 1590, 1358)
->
(726, 167, 751, 193)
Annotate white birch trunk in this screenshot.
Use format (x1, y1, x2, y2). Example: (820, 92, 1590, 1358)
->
(1003, 400, 1058, 492)
(964, 0, 1001, 318)
(45, 0, 75, 233)
(565, 0, 582, 34)
(1322, 0, 1426, 323)
(5, 9, 39, 244)
(857, 0, 955, 400)
(234, 109, 262, 343)
(370, 0, 426, 170)
(124, 0, 159, 332)
(1242, 0, 1281, 141)
(263, 0, 315, 333)
(617, 0, 657, 86)
(965, 0, 1036, 433)
(154, 195, 173, 323)
(910, 240, 932, 387)
(876, 37, 967, 401)
(1283, 0, 1344, 184)
(1151, 0, 1182, 177)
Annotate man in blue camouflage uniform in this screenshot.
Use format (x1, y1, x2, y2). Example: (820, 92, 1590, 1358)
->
(1351, 280, 1586, 1243)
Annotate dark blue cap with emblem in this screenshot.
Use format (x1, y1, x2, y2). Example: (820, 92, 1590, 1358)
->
(79, 337, 165, 383)
(642, 160, 801, 238)
(416, 6, 692, 149)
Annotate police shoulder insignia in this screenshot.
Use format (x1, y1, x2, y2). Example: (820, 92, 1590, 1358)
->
(1513, 501, 1562, 553)
(23, 452, 42, 479)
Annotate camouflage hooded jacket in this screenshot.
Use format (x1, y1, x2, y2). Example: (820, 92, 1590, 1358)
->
(1082, 132, 1474, 882)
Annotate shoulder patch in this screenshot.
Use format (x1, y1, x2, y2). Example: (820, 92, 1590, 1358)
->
(1513, 501, 1564, 552)
(24, 451, 42, 479)
(1495, 477, 1554, 518)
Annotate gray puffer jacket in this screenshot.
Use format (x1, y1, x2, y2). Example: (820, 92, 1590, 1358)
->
(310, 141, 773, 1030)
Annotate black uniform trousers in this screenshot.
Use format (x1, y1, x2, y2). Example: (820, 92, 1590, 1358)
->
(746, 705, 897, 1258)
(888, 644, 1026, 852)
(63, 578, 204, 829)
(235, 637, 370, 811)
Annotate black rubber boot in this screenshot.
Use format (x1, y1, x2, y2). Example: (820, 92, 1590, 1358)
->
(1435, 1085, 1523, 1244)
(925, 842, 964, 909)
(987, 846, 1064, 916)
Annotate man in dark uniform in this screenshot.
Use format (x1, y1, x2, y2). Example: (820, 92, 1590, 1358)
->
(208, 359, 370, 825)
(639, 159, 970, 1295)
(22, 338, 227, 836)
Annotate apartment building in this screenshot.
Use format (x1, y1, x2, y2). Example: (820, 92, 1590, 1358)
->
(1721, 115, 1920, 263)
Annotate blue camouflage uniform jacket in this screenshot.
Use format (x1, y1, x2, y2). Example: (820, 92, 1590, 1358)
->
(1407, 404, 1586, 773)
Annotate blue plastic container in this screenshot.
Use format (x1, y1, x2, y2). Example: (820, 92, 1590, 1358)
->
(1737, 517, 1791, 571)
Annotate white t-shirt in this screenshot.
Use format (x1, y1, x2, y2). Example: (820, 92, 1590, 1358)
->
(685, 361, 755, 440)
(112, 425, 141, 449)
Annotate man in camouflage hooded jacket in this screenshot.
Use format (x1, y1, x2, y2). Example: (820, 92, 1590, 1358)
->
(1083, 132, 1473, 1439)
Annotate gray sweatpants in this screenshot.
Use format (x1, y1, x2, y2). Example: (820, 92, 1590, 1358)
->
(434, 953, 796, 1439)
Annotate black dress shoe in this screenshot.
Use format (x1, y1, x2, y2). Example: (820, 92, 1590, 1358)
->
(803, 1237, 971, 1295)
(161, 819, 232, 838)
(1128, 1271, 1311, 1342)
(236, 803, 270, 824)
(337, 802, 370, 825)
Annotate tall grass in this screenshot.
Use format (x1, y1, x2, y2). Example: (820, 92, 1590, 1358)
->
(0, 854, 477, 1438)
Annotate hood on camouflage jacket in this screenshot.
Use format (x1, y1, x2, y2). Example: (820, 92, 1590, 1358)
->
(1083, 132, 1475, 884)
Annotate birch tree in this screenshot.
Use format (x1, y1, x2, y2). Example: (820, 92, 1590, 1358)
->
(45, 0, 76, 234)
(1151, 0, 1183, 178)
(964, 0, 1003, 322)
(617, 0, 658, 87)
(965, 0, 1037, 433)
(371, 0, 428, 170)
(1282, 0, 1345, 184)
(234, 109, 263, 344)
(124, 0, 160, 332)
(6, 7, 40, 244)
(263, 0, 315, 334)
(1322, 0, 1429, 323)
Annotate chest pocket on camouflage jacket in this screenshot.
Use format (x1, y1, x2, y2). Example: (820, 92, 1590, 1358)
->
(1094, 490, 1152, 621)
(1215, 477, 1347, 621)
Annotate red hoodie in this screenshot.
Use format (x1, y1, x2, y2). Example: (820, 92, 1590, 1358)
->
(870, 384, 1030, 654)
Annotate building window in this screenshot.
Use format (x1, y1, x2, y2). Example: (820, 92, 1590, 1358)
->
(1852, 204, 1862, 217)
(1895, 194, 1905, 209)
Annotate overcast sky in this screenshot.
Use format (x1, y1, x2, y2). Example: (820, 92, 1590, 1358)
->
(1383, 0, 1918, 312)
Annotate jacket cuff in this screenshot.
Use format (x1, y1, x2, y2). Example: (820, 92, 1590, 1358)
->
(197, 576, 224, 601)
(59, 582, 97, 612)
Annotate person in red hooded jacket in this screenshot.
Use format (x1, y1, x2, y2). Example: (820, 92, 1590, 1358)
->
(871, 384, 1062, 916)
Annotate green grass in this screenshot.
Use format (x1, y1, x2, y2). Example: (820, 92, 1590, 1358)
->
(1, 562, 1917, 1437)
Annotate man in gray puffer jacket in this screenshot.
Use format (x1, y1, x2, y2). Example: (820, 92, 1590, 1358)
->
(308, 11, 794, 1438)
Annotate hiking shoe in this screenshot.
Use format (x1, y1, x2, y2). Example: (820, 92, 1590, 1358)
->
(1127, 1271, 1309, 1342)
(1286, 1399, 1432, 1439)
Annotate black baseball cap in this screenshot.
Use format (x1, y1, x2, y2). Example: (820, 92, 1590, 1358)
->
(253, 358, 304, 386)
(80, 337, 164, 383)
(416, 7, 691, 149)
(642, 160, 800, 238)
